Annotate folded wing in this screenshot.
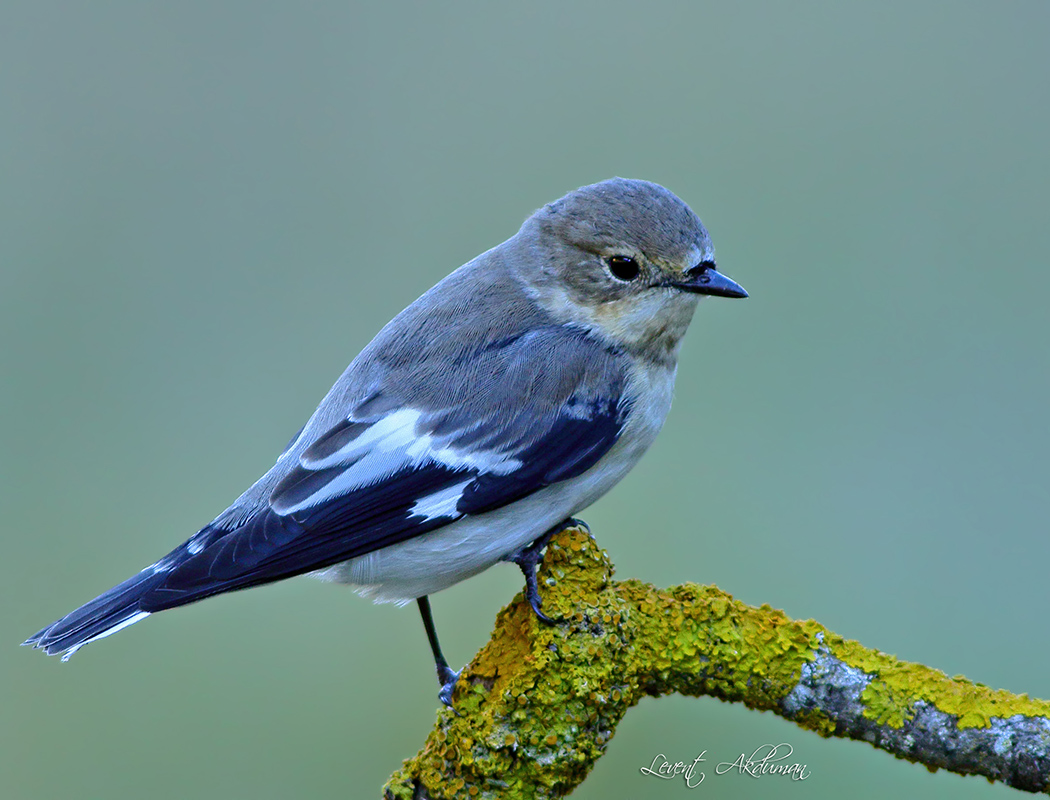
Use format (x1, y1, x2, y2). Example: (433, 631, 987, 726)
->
(139, 326, 627, 610)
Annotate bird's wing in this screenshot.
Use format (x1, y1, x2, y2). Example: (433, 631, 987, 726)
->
(140, 326, 627, 610)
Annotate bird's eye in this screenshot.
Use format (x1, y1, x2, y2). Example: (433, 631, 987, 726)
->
(606, 255, 641, 281)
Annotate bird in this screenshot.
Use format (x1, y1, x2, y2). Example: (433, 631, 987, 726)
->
(24, 177, 747, 705)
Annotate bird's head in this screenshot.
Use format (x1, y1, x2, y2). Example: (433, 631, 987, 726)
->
(514, 177, 746, 362)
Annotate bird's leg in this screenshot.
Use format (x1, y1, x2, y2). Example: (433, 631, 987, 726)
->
(416, 596, 461, 708)
(505, 517, 587, 624)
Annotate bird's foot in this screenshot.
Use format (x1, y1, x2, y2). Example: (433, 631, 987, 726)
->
(565, 516, 590, 535)
(417, 595, 463, 711)
(506, 517, 587, 624)
(437, 664, 462, 710)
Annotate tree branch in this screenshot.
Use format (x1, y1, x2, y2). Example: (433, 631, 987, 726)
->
(384, 525, 1050, 798)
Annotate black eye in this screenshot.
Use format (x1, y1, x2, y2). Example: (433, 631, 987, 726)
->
(607, 255, 641, 281)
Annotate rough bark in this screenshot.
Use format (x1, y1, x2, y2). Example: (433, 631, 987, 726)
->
(384, 525, 1050, 798)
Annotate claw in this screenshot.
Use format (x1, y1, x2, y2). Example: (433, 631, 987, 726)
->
(506, 518, 585, 625)
(437, 665, 462, 709)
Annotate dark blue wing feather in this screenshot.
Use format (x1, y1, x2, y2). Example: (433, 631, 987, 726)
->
(140, 463, 468, 609)
(138, 394, 623, 610)
(457, 396, 620, 514)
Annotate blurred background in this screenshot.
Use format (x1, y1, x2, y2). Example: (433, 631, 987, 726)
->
(2, 3, 1048, 798)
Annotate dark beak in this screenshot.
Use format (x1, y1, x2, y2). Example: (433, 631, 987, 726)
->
(675, 265, 748, 298)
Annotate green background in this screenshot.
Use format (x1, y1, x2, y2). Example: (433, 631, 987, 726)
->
(2, 3, 1048, 798)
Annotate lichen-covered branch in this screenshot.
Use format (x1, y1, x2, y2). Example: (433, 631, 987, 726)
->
(384, 526, 1050, 798)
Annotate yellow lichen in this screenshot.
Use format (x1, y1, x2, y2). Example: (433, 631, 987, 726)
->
(383, 525, 1050, 800)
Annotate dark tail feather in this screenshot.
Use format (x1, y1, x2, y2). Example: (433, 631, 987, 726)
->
(22, 566, 171, 660)
(24, 525, 233, 659)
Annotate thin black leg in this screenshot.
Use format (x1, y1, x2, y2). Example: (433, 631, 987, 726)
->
(505, 517, 587, 624)
(417, 596, 461, 708)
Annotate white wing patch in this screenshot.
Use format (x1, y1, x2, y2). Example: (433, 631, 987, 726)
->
(302, 409, 428, 470)
(274, 408, 519, 516)
(409, 479, 473, 522)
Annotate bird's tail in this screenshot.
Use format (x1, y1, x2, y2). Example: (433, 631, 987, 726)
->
(21, 529, 217, 660)
(22, 566, 169, 660)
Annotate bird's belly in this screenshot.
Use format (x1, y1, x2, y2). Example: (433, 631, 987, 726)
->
(312, 359, 676, 602)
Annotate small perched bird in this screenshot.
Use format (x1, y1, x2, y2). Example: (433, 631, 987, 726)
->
(25, 178, 746, 704)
